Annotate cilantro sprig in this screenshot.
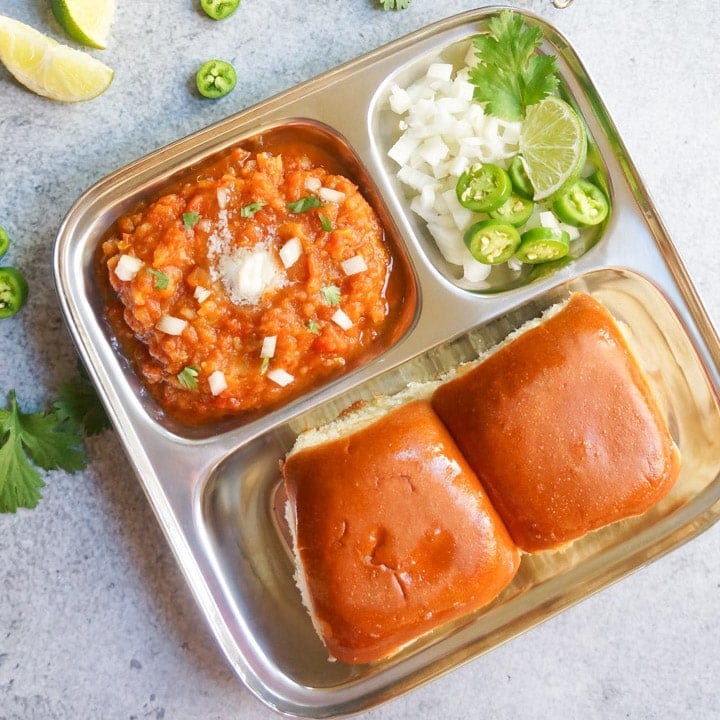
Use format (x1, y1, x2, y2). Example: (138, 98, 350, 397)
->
(0, 369, 110, 513)
(469, 10, 559, 121)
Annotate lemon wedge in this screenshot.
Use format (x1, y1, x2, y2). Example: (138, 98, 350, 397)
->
(519, 97, 587, 201)
(0, 15, 113, 102)
(51, 0, 116, 50)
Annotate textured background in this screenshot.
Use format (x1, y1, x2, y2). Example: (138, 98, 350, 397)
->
(0, 1, 718, 718)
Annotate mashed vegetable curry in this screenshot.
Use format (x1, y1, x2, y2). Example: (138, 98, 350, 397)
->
(101, 139, 404, 424)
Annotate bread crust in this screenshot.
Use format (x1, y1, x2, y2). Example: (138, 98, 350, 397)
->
(282, 399, 520, 664)
(431, 293, 681, 552)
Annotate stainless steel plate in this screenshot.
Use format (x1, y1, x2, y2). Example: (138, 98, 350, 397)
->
(53, 8, 720, 718)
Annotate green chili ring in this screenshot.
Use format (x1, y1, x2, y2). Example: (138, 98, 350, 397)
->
(464, 218, 521, 265)
(455, 162, 512, 213)
(196, 59, 237, 99)
(0, 266, 29, 319)
(200, 0, 240, 20)
(515, 227, 571, 265)
(0, 226, 9, 258)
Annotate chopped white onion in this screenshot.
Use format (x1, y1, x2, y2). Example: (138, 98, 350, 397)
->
(260, 335, 277, 359)
(267, 368, 294, 387)
(331, 308, 353, 331)
(279, 237, 303, 269)
(426, 63, 453, 82)
(156, 314, 187, 336)
(318, 186, 346, 203)
(193, 285, 211, 303)
(208, 370, 227, 396)
(341, 255, 367, 276)
(304, 176, 322, 192)
(115, 254, 143, 281)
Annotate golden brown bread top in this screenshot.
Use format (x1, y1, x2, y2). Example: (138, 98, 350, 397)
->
(283, 399, 520, 665)
(431, 292, 681, 552)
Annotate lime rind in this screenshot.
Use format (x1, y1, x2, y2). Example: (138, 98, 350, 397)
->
(0, 15, 113, 102)
(51, 0, 115, 50)
(519, 96, 587, 201)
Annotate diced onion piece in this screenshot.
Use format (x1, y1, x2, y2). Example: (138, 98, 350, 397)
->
(208, 370, 227, 396)
(267, 368, 294, 387)
(426, 63, 453, 82)
(115, 254, 143, 281)
(540, 210, 560, 229)
(156, 314, 187, 335)
(194, 285, 211, 303)
(331, 308, 353, 331)
(341, 254, 368, 276)
(260, 335, 277, 359)
(304, 176, 322, 192)
(279, 237, 303, 269)
(318, 187, 346, 203)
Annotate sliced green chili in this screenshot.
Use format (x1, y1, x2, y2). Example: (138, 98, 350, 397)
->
(0, 226, 9, 259)
(455, 162, 512, 213)
(515, 227, 571, 264)
(200, 0, 240, 20)
(196, 59, 237, 99)
(0, 267, 29, 319)
(464, 218, 521, 265)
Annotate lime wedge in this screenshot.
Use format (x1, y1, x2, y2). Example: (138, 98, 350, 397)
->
(51, 0, 116, 50)
(0, 15, 113, 102)
(519, 96, 587, 201)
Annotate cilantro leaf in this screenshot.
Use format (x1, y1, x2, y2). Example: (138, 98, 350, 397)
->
(53, 369, 111, 437)
(183, 212, 201, 230)
(241, 201, 266, 218)
(379, 0, 411, 8)
(0, 390, 87, 513)
(177, 365, 200, 390)
(147, 268, 169, 290)
(287, 196, 322, 214)
(469, 10, 559, 121)
(321, 285, 341, 306)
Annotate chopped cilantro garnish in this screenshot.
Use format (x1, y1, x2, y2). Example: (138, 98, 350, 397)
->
(241, 201, 266, 218)
(319, 213, 333, 232)
(260, 357, 270, 375)
(183, 211, 201, 230)
(177, 365, 200, 390)
(287, 196, 322, 213)
(469, 10, 559, 121)
(307, 319, 320, 335)
(147, 268, 169, 290)
(321, 285, 341, 306)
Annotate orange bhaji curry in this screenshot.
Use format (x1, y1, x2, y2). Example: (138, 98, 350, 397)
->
(101, 140, 405, 424)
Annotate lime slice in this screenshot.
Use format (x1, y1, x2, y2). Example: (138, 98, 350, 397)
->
(51, 0, 116, 50)
(519, 96, 587, 201)
(0, 15, 113, 102)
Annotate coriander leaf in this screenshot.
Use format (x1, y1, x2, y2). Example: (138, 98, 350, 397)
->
(379, 0, 411, 9)
(321, 285, 341, 306)
(0, 390, 87, 513)
(183, 211, 201, 230)
(177, 365, 200, 390)
(147, 268, 169, 290)
(319, 213, 333, 232)
(306, 319, 320, 335)
(469, 10, 559, 121)
(54, 369, 111, 437)
(260, 357, 270, 375)
(287, 196, 322, 213)
(241, 201, 266, 217)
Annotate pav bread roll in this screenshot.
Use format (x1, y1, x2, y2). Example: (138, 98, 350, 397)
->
(431, 292, 681, 553)
(282, 398, 520, 665)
